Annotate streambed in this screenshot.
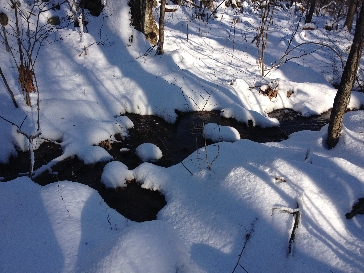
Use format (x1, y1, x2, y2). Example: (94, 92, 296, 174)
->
(0, 109, 334, 221)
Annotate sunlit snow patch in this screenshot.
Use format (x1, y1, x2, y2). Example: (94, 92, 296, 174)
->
(165, 5, 179, 11)
(136, 143, 163, 162)
(203, 123, 240, 142)
(101, 161, 134, 188)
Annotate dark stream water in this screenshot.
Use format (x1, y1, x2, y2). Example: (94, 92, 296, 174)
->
(114, 109, 332, 169)
(0, 109, 334, 221)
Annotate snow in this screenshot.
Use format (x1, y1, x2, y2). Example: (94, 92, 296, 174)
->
(136, 143, 163, 162)
(1, 0, 364, 272)
(203, 123, 240, 142)
(101, 161, 134, 188)
(0, 178, 200, 272)
(303, 23, 316, 29)
(165, 5, 180, 10)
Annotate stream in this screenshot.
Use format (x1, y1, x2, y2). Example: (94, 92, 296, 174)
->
(0, 108, 337, 221)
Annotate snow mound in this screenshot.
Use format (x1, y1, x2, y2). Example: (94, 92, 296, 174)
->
(101, 161, 134, 188)
(0, 177, 200, 272)
(0, 178, 128, 272)
(135, 115, 364, 272)
(136, 143, 163, 162)
(203, 123, 240, 142)
(0, 127, 17, 164)
(89, 220, 203, 273)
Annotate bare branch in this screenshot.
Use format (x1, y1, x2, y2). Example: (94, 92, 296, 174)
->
(264, 41, 345, 78)
(0, 66, 18, 108)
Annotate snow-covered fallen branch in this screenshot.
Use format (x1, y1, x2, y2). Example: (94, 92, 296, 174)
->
(31, 153, 69, 178)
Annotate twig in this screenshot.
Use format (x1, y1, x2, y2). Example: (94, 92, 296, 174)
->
(288, 203, 300, 255)
(181, 160, 193, 175)
(16, 129, 42, 177)
(78, 42, 98, 57)
(232, 218, 258, 273)
(264, 41, 345, 78)
(0, 66, 18, 108)
(207, 0, 226, 20)
(271, 203, 301, 255)
(304, 148, 312, 163)
(33, 73, 41, 131)
(136, 45, 157, 59)
(209, 142, 220, 168)
(239, 265, 249, 273)
(0, 114, 41, 178)
(78, 46, 87, 56)
(202, 123, 220, 171)
(275, 176, 286, 183)
(0, 114, 21, 129)
(19, 115, 27, 129)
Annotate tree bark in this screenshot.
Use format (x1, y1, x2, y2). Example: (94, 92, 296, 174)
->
(305, 0, 316, 24)
(326, 2, 364, 149)
(157, 0, 166, 55)
(129, 0, 159, 45)
(344, 0, 358, 32)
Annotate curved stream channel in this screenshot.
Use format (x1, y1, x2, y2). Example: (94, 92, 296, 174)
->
(0, 109, 334, 222)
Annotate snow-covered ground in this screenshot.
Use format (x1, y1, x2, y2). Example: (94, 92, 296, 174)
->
(1, 1, 364, 272)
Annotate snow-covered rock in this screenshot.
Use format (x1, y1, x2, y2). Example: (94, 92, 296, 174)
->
(101, 161, 134, 188)
(136, 143, 163, 162)
(203, 123, 240, 142)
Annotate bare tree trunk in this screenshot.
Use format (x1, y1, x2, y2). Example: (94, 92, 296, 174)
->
(344, 0, 358, 32)
(12, 1, 32, 106)
(257, 0, 275, 76)
(327, 2, 364, 149)
(129, 0, 159, 45)
(157, 0, 166, 55)
(81, 3, 85, 33)
(305, 0, 316, 23)
(12, 2, 24, 68)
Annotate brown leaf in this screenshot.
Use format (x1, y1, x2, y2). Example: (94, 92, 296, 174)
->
(287, 90, 294, 98)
